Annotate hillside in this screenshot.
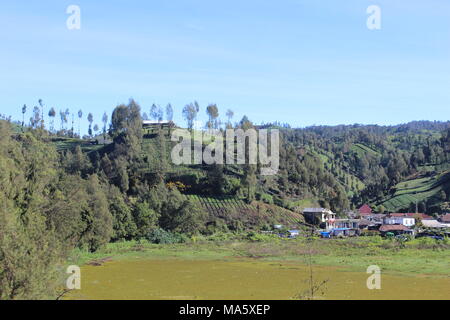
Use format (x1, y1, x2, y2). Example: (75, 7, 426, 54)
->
(2, 112, 450, 303)
(377, 169, 450, 213)
(282, 122, 450, 214)
(47, 119, 450, 216)
(186, 195, 304, 231)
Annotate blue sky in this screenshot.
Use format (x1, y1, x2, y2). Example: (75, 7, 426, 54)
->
(0, 0, 449, 134)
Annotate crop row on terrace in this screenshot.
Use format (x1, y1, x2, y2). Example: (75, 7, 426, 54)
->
(380, 170, 450, 211)
(186, 195, 304, 228)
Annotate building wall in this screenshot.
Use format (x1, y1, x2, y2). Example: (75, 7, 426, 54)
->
(384, 217, 415, 227)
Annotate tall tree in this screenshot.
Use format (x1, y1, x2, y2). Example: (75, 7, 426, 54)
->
(182, 101, 200, 131)
(77, 110, 83, 137)
(21, 104, 27, 128)
(110, 99, 143, 157)
(239, 116, 257, 202)
(70, 114, 75, 137)
(87, 113, 94, 138)
(59, 110, 66, 131)
(206, 104, 219, 129)
(31, 106, 41, 129)
(38, 99, 44, 129)
(150, 104, 158, 121)
(166, 104, 174, 122)
(102, 112, 108, 143)
(157, 106, 164, 122)
(166, 104, 174, 136)
(226, 109, 234, 128)
(48, 107, 56, 132)
(65, 109, 70, 127)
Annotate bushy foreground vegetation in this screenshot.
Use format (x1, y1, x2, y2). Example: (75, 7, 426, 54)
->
(0, 103, 210, 299)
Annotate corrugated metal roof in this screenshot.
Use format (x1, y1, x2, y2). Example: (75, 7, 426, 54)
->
(422, 220, 447, 228)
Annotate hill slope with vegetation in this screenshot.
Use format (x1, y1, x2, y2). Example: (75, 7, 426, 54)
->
(281, 122, 450, 214)
(1, 99, 449, 299)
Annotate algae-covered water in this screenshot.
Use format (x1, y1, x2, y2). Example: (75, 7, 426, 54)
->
(67, 258, 450, 300)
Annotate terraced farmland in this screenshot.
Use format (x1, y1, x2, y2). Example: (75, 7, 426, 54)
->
(186, 195, 304, 229)
(351, 143, 380, 157)
(378, 170, 450, 212)
(51, 137, 104, 153)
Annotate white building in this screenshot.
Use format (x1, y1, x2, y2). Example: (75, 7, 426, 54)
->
(383, 216, 415, 227)
(142, 120, 172, 126)
(303, 208, 336, 230)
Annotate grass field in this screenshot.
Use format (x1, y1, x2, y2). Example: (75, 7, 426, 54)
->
(70, 236, 450, 277)
(66, 236, 450, 300)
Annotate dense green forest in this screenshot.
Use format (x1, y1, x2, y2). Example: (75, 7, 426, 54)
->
(0, 99, 449, 299)
(281, 122, 450, 213)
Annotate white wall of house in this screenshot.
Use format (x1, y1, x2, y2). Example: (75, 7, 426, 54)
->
(384, 217, 415, 227)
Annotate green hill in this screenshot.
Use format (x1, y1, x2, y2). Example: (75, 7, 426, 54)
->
(46, 119, 450, 215)
(377, 170, 450, 213)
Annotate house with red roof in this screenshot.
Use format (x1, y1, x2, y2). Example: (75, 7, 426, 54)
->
(379, 224, 414, 236)
(358, 204, 372, 216)
(438, 213, 450, 225)
(389, 213, 432, 220)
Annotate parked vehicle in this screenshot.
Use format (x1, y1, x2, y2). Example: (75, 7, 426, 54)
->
(384, 232, 395, 238)
(320, 231, 331, 238)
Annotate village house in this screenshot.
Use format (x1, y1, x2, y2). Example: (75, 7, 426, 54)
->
(334, 219, 360, 229)
(379, 224, 414, 236)
(358, 204, 373, 217)
(364, 213, 386, 230)
(383, 215, 415, 227)
(330, 227, 358, 237)
(390, 213, 433, 220)
(358, 219, 372, 230)
(142, 120, 173, 127)
(438, 213, 450, 226)
(330, 219, 361, 237)
(303, 208, 336, 230)
(142, 120, 175, 134)
(420, 219, 448, 229)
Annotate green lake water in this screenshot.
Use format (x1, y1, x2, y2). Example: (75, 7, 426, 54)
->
(67, 258, 450, 300)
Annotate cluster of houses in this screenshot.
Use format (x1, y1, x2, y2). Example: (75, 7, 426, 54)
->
(296, 205, 450, 239)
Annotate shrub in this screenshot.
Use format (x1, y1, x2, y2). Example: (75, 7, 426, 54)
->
(257, 193, 274, 205)
(222, 176, 241, 195)
(204, 218, 229, 235)
(205, 232, 243, 242)
(145, 228, 187, 244)
(246, 231, 279, 242)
